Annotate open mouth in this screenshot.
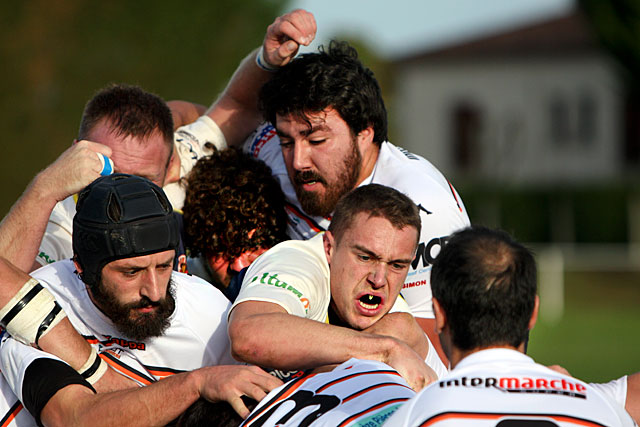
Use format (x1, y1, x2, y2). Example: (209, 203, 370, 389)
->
(359, 294, 381, 310)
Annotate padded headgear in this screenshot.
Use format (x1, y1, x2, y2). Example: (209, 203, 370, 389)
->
(73, 173, 179, 286)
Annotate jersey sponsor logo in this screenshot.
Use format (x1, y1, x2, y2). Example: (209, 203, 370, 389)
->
(37, 251, 56, 264)
(439, 376, 588, 399)
(246, 389, 341, 426)
(411, 236, 449, 270)
(250, 272, 310, 313)
(249, 124, 277, 158)
(403, 279, 427, 289)
(99, 334, 146, 351)
(347, 402, 404, 427)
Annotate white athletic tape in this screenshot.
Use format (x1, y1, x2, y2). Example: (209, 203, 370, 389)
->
(255, 46, 279, 72)
(78, 346, 109, 385)
(0, 278, 67, 346)
(97, 152, 114, 176)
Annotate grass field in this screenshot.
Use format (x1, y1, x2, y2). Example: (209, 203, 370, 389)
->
(528, 271, 640, 383)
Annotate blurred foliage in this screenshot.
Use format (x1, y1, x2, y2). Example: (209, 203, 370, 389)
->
(0, 0, 286, 216)
(578, 0, 640, 94)
(460, 183, 638, 243)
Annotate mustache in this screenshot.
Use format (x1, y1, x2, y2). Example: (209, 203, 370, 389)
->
(126, 296, 161, 310)
(293, 170, 326, 186)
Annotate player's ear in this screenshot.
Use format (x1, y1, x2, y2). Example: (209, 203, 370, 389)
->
(72, 256, 83, 274)
(528, 295, 540, 331)
(433, 298, 447, 334)
(323, 231, 335, 265)
(356, 126, 374, 149)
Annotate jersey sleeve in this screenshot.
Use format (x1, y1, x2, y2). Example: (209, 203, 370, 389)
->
(36, 197, 76, 267)
(232, 240, 329, 321)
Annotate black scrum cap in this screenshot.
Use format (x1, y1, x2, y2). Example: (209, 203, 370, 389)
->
(72, 173, 179, 286)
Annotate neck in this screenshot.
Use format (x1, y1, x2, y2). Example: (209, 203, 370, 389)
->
(356, 143, 380, 186)
(449, 344, 522, 369)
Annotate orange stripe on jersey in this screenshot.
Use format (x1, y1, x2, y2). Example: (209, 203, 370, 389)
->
(337, 398, 410, 427)
(447, 180, 463, 213)
(285, 202, 326, 233)
(0, 401, 23, 427)
(317, 370, 401, 393)
(343, 382, 412, 403)
(243, 374, 317, 426)
(101, 353, 154, 386)
(419, 412, 608, 427)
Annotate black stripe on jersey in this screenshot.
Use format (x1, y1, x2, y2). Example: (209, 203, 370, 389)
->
(417, 411, 608, 427)
(242, 374, 313, 425)
(101, 352, 155, 384)
(142, 365, 186, 376)
(316, 370, 399, 393)
(343, 381, 411, 403)
(337, 397, 410, 427)
(0, 401, 22, 427)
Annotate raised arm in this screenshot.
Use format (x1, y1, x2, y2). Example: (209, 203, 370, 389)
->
(0, 140, 112, 272)
(228, 300, 435, 391)
(168, 9, 316, 146)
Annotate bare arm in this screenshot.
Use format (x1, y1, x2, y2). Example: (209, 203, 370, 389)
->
(415, 317, 449, 365)
(228, 301, 435, 391)
(627, 372, 640, 425)
(40, 364, 281, 426)
(0, 258, 134, 393)
(364, 312, 429, 359)
(204, 9, 316, 146)
(168, 100, 206, 129)
(0, 141, 112, 272)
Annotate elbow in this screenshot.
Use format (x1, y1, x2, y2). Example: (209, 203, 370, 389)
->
(228, 317, 261, 364)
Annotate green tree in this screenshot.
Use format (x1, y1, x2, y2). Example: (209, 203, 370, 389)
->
(0, 0, 286, 215)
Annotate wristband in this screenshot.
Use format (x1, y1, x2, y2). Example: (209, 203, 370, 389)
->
(255, 46, 279, 72)
(78, 346, 109, 385)
(97, 153, 114, 176)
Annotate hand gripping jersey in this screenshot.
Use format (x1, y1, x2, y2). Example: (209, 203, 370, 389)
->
(0, 259, 236, 425)
(386, 348, 635, 427)
(36, 116, 227, 267)
(232, 233, 448, 380)
(241, 358, 415, 427)
(243, 122, 471, 319)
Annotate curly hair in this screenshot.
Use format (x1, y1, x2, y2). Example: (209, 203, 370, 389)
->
(259, 40, 388, 145)
(182, 148, 288, 262)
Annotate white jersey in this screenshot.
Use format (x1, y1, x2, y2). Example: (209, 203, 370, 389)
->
(36, 116, 228, 267)
(232, 233, 448, 379)
(0, 259, 236, 425)
(241, 358, 415, 427)
(243, 122, 471, 319)
(387, 348, 635, 427)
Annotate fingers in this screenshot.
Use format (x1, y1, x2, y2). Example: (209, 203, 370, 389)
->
(263, 9, 316, 67)
(228, 395, 250, 419)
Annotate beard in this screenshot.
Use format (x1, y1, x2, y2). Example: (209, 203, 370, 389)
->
(293, 139, 362, 217)
(90, 277, 176, 341)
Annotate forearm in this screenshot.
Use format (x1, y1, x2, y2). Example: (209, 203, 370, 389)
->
(42, 371, 201, 427)
(230, 310, 398, 370)
(0, 173, 58, 272)
(206, 49, 271, 147)
(627, 372, 640, 424)
(364, 312, 429, 359)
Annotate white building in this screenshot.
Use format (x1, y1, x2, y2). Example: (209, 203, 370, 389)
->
(392, 11, 631, 185)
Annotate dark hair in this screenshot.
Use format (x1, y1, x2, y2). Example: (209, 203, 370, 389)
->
(183, 148, 288, 262)
(78, 83, 173, 153)
(328, 184, 420, 244)
(175, 397, 258, 427)
(431, 226, 537, 351)
(259, 40, 388, 145)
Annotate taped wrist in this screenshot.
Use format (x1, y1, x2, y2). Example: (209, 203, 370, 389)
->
(255, 46, 279, 72)
(0, 278, 67, 347)
(77, 346, 108, 385)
